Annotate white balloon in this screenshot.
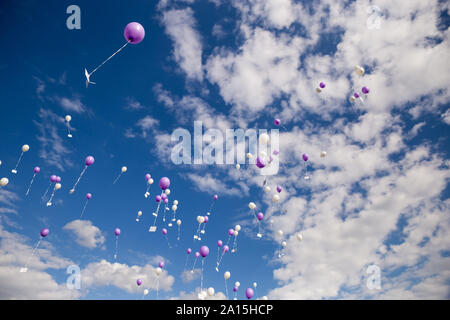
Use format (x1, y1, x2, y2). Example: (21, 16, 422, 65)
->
(277, 230, 284, 236)
(172, 205, 178, 211)
(155, 267, 162, 276)
(121, 166, 127, 173)
(264, 186, 271, 193)
(207, 287, 215, 296)
(65, 115, 72, 122)
(248, 202, 256, 210)
(22, 144, 30, 152)
(54, 183, 62, 190)
(173, 200, 179, 205)
(235, 225, 241, 232)
(138, 211, 142, 216)
(349, 96, 356, 102)
(0, 177, 9, 187)
(354, 65, 365, 76)
(199, 216, 205, 224)
(177, 219, 182, 226)
(235, 281, 240, 287)
(235, 164, 240, 170)
(320, 151, 327, 158)
(262, 296, 268, 300)
(224, 271, 231, 280)
(0, 160, 2, 166)
(234, 231, 239, 237)
(165, 189, 171, 195)
(253, 282, 257, 288)
(272, 194, 280, 203)
(316, 87, 322, 93)
(259, 150, 267, 158)
(246, 153, 253, 159)
(296, 233, 303, 241)
(149, 178, 154, 184)
(259, 133, 270, 145)
(143, 289, 149, 295)
(281, 241, 287, 247)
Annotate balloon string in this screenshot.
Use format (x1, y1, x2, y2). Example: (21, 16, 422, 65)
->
(165, 235, 171, 248)
(47, 186, 57, 206)
(112, 172, 122, 185)
(80, 199, 89, 219)
(41, 182, 52, 201)
(114, 236, 118, 259)
(216, 247, 220, 265)
(151, 193, 163, 227)
(25, 173, 36, 197)
(224, 278, 229, 300)
(156, 278, 159, 300)
(13, 151, 24, 172)
(192, 257, 198, 272)
(183, 255, 189, 271)
(200, 259, 205, 291)
(67, 122, 71, 136)
(22, 238, 41, 270)
(177, 225, 181, 241)
(71, 166, 87, 192)
(88, 41, 130, 76)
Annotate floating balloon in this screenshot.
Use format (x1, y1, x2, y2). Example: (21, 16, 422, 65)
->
(136, 210, 143, 222)
(354, 65, 365, 76)
(320, 151, 327, 158)
(176, 219, 182, 240)
(191, 251, 200, 273)
(159, 177, 170, 190)
(207, 287, 215, 296)
(113, 166, 128, 184)
(272, 194, 280, 203)
(20, 228, 49, 273)
(183, 247, 192, 271)
(80, 193, 92, 218)
(47, 180, 62, 207)
(84, 22, 145, 87)
(256, 157, 266, 169)
(137, 279, 142, 286)
(245, 288, 254, 299)
(0, 177, 8, 187)
(259, 133, 270, 145)
(224, 271, 231, 299)
(70, 156, 95, 194)
(144, 174, 153, 198)
(296, 233, 303, 241)
(362, 86, 370, 95)
(274, 118, 281, 126)
(276, 185, 282, 193)
(235, 163, 240, 170)
(246, 153, 253, 159)
(65, 115, 73, 138)
(11, 144, 30, 174)
(256, 212, 264, 238)
(199, 246, 209, 291)
(264, 185, 271, 193)
(114, 228, 120, 259)
(316, 82, 326, 93)
(302, 153, 310, 180)
(25, 166, 40, 196)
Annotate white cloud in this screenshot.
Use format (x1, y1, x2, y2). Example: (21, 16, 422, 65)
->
(181, 269, 201, 283)
(171, 287, 227, 300)
(34, 108, 73, 171)
(57, 97, 87, 114)
(63, 220, 105, 249)
(162, 8, 203, 80)
(81, 259, 175, 294)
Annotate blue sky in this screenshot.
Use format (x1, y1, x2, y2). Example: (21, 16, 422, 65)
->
(0, 0, 449, 299)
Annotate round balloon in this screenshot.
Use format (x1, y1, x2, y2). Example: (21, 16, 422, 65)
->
(40, 228, 49, 238)
(34, 167, 41, 173)
(85, 156, 95, 166)
(137, 279, 142, 286)
(200, 246, 209, 257)
(123, 22, 145, 44)
(245, 288, 254, 299)
(114, 228, 121, 236)
(159, 177, 170, 190)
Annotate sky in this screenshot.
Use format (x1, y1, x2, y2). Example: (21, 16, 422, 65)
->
(0, 0, 449, 300)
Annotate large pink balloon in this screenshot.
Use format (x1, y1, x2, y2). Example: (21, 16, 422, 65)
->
(85, 156, 95, 166)
(159, 177, 170, 190)
(200, 245, 209, 258)
(124, 22, 145, 44)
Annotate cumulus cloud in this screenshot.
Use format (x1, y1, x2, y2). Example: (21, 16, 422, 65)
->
(162, 8, 203, 80)
(63, 220, 105, 249)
